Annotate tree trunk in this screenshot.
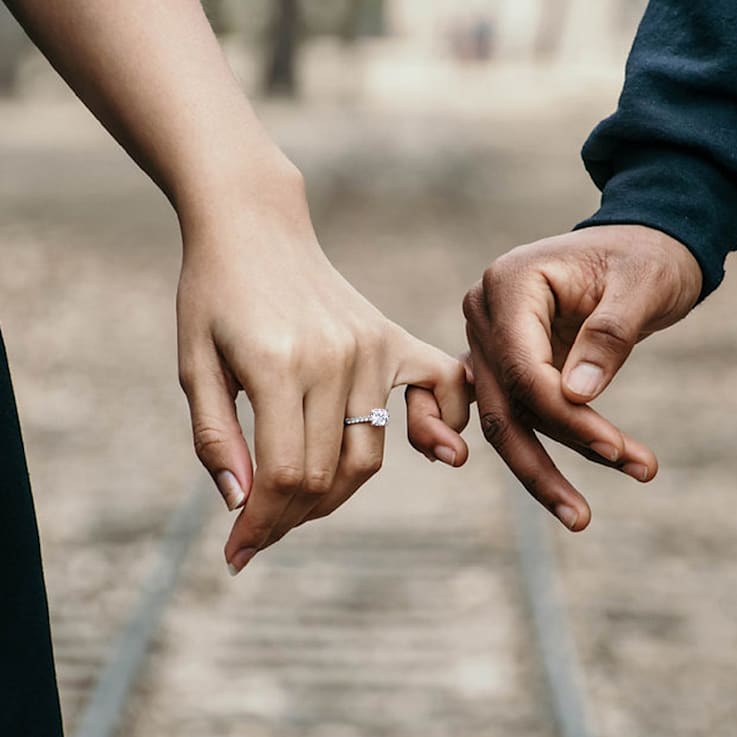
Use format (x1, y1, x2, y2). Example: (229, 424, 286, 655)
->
(340, 0, 385, 43)
(201, 0, 228, 35)
(0, 4, 27, 95)
(263, 0, 300, 97)
(534, 0, 571, 60)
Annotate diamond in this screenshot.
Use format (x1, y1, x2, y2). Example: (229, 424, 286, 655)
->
(368, 408, 389, 427)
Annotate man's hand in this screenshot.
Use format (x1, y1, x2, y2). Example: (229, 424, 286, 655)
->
(457, 225, 703, 530)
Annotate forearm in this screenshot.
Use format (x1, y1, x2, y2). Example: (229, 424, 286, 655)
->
(577, 0, 737, 300)
(5, 0, 296, 226)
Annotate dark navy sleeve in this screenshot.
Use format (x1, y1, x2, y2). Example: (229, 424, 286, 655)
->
(575, 0, 737, 301)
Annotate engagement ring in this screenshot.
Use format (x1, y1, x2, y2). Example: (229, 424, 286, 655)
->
(344, 408, 390, 427)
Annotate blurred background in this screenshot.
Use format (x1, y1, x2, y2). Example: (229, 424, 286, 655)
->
(2, 1, 737, 736)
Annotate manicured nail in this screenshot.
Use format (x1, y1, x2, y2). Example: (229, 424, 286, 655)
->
(622, 463, 650, 482)
(566, 362, 604, 397)
(590, 441, 620, 463)
(227, 547, 259, 576)
(217, 470, 245, 511)
(433, 445, 457, 466)
(555, 504, 578, 530)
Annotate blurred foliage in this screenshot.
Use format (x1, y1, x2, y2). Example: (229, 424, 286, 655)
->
(200, 0, 385, 97)
(201, 0, 384, 39)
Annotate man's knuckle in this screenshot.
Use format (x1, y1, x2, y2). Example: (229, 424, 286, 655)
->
(585, 313, 634, 351)
(480, 411, 513, 449)
(499, 354, 536, 402)
(520, 474, 551, 509)
(481, 263, 502, 294)
(462, 282, 485, 321)
(482, 254, 518, 291)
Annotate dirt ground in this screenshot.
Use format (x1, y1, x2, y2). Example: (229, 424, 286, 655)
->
(2, 53, 737, 737)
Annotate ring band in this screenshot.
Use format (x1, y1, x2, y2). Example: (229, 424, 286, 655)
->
(344, 408, 390, 427)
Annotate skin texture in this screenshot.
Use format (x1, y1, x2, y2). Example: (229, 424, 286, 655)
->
(6, 0, 470, 573)
(454, 224, 704, 531)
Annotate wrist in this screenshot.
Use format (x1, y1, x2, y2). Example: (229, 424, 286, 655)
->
(575, 224, 703, 312)
(175, 147, 312, 244)
(648, 228, 703, 307)
(618, 224, 703, 309)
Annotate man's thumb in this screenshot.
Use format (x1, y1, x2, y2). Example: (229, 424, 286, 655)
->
(561, 300, 641, 404)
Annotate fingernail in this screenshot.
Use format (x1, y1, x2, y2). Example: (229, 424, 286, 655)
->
(590, 441, 620, 463)
(566, 362, 604, 397)
(622, 463, 650, 482)
(433, 445, 457, 466)
(227, 547, 259, 576)
(556, 504, 578, 530)
(217, 470, 246, 511)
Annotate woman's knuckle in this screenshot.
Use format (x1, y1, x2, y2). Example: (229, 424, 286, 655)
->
(268, 464, 304, 492)
(362, 452, 384, 478)
(357, 323, 386, 356)
(255, 339, 300, 372)
(178, 365, 196, 394)
(446, 357, 467, 386)
(333, 333, 359, 369)
(192, 423, 228, 463)
(305, 506, 330, 522)
(303, 469, 333, 496)
(344, 450, 383, 480)
(246, 519, 273, 543)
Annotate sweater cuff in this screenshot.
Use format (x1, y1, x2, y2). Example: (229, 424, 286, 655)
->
(575, 146, 737, 302)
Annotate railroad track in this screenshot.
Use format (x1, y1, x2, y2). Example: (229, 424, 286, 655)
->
(59, 474, 595, 737)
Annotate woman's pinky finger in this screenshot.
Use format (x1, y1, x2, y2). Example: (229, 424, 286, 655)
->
(405, 385, 469, 466)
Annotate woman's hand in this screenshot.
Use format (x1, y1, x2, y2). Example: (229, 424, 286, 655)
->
(453, 225, 703, 531)
(177, 165, 470, 574)
(5, 0, 470, 572)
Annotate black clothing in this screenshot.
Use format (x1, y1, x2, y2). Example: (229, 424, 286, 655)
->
(577, 0, 737, 301)
(0, 332, 64, 736)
